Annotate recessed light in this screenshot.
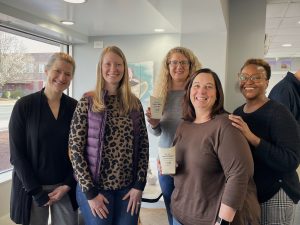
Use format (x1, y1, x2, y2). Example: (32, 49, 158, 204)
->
(281, 43, 292, 47)
(63, 0, 87, 3)
(154, 28, 165, 32)
(298, 21, 300, 24)
(61, 21, 74, 25)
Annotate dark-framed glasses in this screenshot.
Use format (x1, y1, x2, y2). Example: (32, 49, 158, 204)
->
(168, 60, 190, 67)
(238, 73, 266, 82)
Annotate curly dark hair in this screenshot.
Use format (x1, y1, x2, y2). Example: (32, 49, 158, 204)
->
(240, 58, 271, 80)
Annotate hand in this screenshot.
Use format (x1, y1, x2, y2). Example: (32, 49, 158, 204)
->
(228, 114, 260, 147)
(157, 159, 162, 175)
(48, 185, 70, 204)
(88, 194, 109, 219)
(44, 200, 54, 206)
(145, 107, 160, 128)
(122, 188, 142, 215)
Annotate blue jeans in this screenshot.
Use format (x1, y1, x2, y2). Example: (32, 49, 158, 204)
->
(158, 173, 174, 225)
(173, 217, 183, 225)
(76, 184, 139, 225)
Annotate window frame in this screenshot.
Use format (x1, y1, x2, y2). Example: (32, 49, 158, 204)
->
(0, 25, 73, 179)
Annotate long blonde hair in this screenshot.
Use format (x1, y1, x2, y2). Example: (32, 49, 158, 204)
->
(92, 46, 139, 114)
(153, 47, 202, 108)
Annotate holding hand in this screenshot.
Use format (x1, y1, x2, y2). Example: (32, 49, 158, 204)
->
(145, 107, 160, 128)
(46, 185, 70, 206)
(88, 194, 109, 219)
(122, 188, 142, 215)
(157, 159, 162, 175)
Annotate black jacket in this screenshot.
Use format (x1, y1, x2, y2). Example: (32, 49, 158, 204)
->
(9, 90, 78, 225)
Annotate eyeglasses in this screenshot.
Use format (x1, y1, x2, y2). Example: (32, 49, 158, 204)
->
(238, 73, 267, 83)
(168, 60, 190, 67)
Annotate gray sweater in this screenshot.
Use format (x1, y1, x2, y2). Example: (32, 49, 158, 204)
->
(148, 90, 184, 148)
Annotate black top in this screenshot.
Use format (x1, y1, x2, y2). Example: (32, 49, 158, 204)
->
(234, 100, 300, 203)
(9, 89, 78, 225)
(37, 93, 75, 185)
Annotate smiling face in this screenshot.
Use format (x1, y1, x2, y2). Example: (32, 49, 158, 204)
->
(168, 52, 190, 83)
(190, 72, 216, 113)
(102, 51, 125, 89)
(239, 64, 269, 101)
(45, 59, 73, 94)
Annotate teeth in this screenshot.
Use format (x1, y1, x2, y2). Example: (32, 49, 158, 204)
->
(245, 87, 254, 90)
(196, 97, 207, 100)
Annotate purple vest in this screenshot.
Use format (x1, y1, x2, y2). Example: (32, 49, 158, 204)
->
(86, 96, 140, 184)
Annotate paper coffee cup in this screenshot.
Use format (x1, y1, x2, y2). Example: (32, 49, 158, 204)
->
(150, 96, 163, 119)
(158, 146, 176, 175)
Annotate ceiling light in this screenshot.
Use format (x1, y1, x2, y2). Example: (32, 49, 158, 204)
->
(281, 43, 292, 47)
(61, 21, 74, 25)
(298, 21, 300, 24)
(63, 0, 87, 3)
(154, 29, 165, 32)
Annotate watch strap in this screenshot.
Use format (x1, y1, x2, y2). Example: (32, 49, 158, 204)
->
(216, 216, 230, 225)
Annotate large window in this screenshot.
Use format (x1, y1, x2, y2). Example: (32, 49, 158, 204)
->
(0, 28, 69, 173)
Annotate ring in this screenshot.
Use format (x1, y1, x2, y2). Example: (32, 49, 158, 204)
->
(137, 202, 141, 205)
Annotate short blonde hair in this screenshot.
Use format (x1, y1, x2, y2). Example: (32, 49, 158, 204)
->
(153, 47, 202, 108)
(46, 52, 76, 75)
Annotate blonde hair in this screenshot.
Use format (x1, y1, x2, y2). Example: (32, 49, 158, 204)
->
(153, 47, 202, 108)
(45, 52, 76, 75)
(92, 46, 140, 114)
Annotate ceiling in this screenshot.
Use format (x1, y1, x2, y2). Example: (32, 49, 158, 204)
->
(0, 0, 225, 42)
(266, 0, 300, 58)
(0, 0, 300, 58)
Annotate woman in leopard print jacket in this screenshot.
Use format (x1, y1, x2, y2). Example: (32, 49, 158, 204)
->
(69, 46, 149, 225)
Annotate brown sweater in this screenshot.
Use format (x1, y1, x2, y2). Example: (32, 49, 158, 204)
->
(171, 114, 260, 225)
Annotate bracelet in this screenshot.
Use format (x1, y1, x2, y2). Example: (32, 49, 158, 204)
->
(216, 216, 230, 225)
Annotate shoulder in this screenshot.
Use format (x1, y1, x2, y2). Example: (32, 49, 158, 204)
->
(233, 104, 245, 115)
(177, 120, 192, 131)
(212, 113, 235, 132)
(14, 91, 40, 109)
(63, 94, 78, 107)
(267, 99, 286, 111)
(269, 100, 294, 115)
(269, 79, 292, 96)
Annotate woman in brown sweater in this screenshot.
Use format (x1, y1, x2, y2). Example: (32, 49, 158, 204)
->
(171, 68, 260, 225)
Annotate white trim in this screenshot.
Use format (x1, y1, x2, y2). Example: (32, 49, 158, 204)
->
(0, 170, 12, 183)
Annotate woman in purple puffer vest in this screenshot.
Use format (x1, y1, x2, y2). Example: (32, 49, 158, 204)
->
(69, 46, 149, 225)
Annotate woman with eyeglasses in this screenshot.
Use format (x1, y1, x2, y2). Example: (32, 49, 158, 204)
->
(229, 58, 300, 225)
(145, 47, 201, 225)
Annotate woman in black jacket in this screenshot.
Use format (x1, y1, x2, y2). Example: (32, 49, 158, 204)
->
(9, 52, 78, 225)
(229, 58, 300, 225)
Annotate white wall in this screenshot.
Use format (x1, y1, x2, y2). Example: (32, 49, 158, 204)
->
(181, 32, 227, 87)
(72, 34, 180, 100)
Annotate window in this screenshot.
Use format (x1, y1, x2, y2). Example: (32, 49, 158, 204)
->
(0, 28, 69, 173)
(38, 64, 45, 73)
